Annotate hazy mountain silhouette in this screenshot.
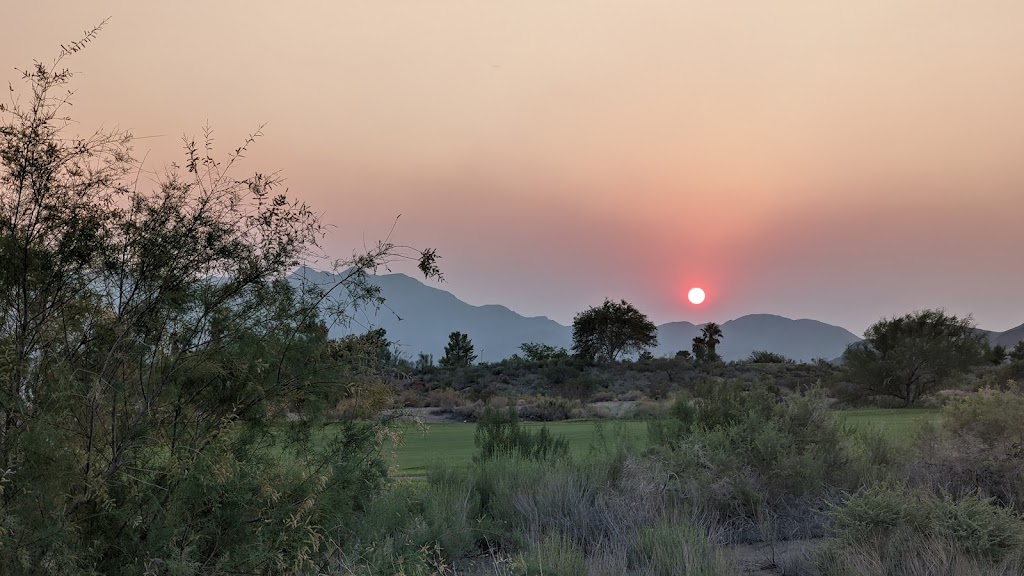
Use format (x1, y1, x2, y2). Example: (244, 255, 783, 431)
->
(290, 269, 1020, 363)
(653, 315, 862, 362)
(993, 322, 1024, 348)
(291, 268, 571, 362)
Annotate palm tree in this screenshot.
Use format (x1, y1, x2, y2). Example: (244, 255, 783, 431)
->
(701, 322, 723, 360)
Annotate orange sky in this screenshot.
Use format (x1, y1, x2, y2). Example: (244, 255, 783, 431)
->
(4, 1, 1023, 334)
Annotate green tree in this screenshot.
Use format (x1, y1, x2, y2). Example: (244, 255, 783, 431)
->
(519, 342, 569, 362)
(748, 350, 793, 364)
(989, 343, 1008, 366)
(841, 309, 987, 406)
(1010, 341, 1024, 362)
(571, 299, 658, 362)
(439, 331, 476, 368)
(0, 31, 441, 574)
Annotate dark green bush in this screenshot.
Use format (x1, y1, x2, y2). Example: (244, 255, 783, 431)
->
(473, 406, 570, 463)
(748, 350, 794, 364)
(649, 383, 858, 540)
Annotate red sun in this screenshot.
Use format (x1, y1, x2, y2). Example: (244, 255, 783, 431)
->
(687, 287, 706, 305)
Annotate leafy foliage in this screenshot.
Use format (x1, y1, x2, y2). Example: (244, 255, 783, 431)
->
(841, 309, 987, 406)
(909, 387, 1024, 511)
(830, 485, 1024, 563)
(518, 341, 569, 362)
(0, 34, 440, 574)
(572, 299, 658, 362)
(473, 406, 569, 462)
(439, 330, 476, 368)
(1008, 341, 1024, 362)
(748, 350, 793, 364)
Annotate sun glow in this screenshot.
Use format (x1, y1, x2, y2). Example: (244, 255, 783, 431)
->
(687, 287, 706, 305)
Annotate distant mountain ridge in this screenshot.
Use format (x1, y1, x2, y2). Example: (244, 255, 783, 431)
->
(290, 269, 1022, 362)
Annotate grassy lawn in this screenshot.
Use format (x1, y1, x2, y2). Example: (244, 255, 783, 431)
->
(386, 420, 648, 477)
(383, 408, 943, 476)
(836, 407, 940, 440)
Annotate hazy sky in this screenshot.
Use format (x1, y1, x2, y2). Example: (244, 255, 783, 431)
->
(4, 1, 1023, 335)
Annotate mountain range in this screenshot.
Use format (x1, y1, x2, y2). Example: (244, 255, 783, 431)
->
(292, 268, 1023, 363)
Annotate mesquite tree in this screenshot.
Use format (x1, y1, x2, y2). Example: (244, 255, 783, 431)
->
(0, 25, 440, 574)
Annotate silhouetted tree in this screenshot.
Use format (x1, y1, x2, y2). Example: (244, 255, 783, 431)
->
(748, 350, 793, 364)
(440, 331, 476, 368)
(989, 343, 1008, 366)
(1011, 341, 1024, 362)
(692, 323, 724, 363)
(571, 299, 658, 362)
(842, 310, 987, 406)
(519, 342, 569, 362)
(702, 323, 723, 358)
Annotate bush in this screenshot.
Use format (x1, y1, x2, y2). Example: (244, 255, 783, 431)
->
(822, 484, 1024, 569)
(426, 387, 463, 408)
(649, 383, 865, 541)
(473, 406, 570, 463)
(909, 387, 1024, 510)
(518, 532, 587, 575)
(517, 396, 582, 421)
(748, 350, 794, 364)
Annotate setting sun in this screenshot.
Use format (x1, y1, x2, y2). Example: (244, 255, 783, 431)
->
(688, 287, 706, 305)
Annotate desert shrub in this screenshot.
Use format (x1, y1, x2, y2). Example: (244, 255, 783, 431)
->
(627, 518, 734, 576)
(540, 361, 581, 386)
(625, 400, 670, 420)
(518, 396, 584, 421)
(649, 384, 862, 541)
(518, 532, 587, 575)
(557, 372, 604, 401)
(619, 389, 647, 402)
(748, 350, 794, 364)
(425, 386, 463, 408)
(474, 406, 570, 463)
(393, 388, 426, 408)
(802, 535, 1024, 576)
(417, 467, 478, 559)
(908, 387, 1024, 510)
(815, 484, 1024, 573)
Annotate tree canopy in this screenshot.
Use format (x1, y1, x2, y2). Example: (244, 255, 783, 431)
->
(571, 299, 658, 362)
(841, 309, 987, 406)
(440, 330, 476, 368)
(0, 30, 441, 573)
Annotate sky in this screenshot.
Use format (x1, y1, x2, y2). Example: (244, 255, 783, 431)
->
(3, 1, 1023, 336)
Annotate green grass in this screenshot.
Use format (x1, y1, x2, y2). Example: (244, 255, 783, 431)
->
(837, 408, 941, 440)
(386, 420, 647, 477)
(382, 409, 942, 476)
